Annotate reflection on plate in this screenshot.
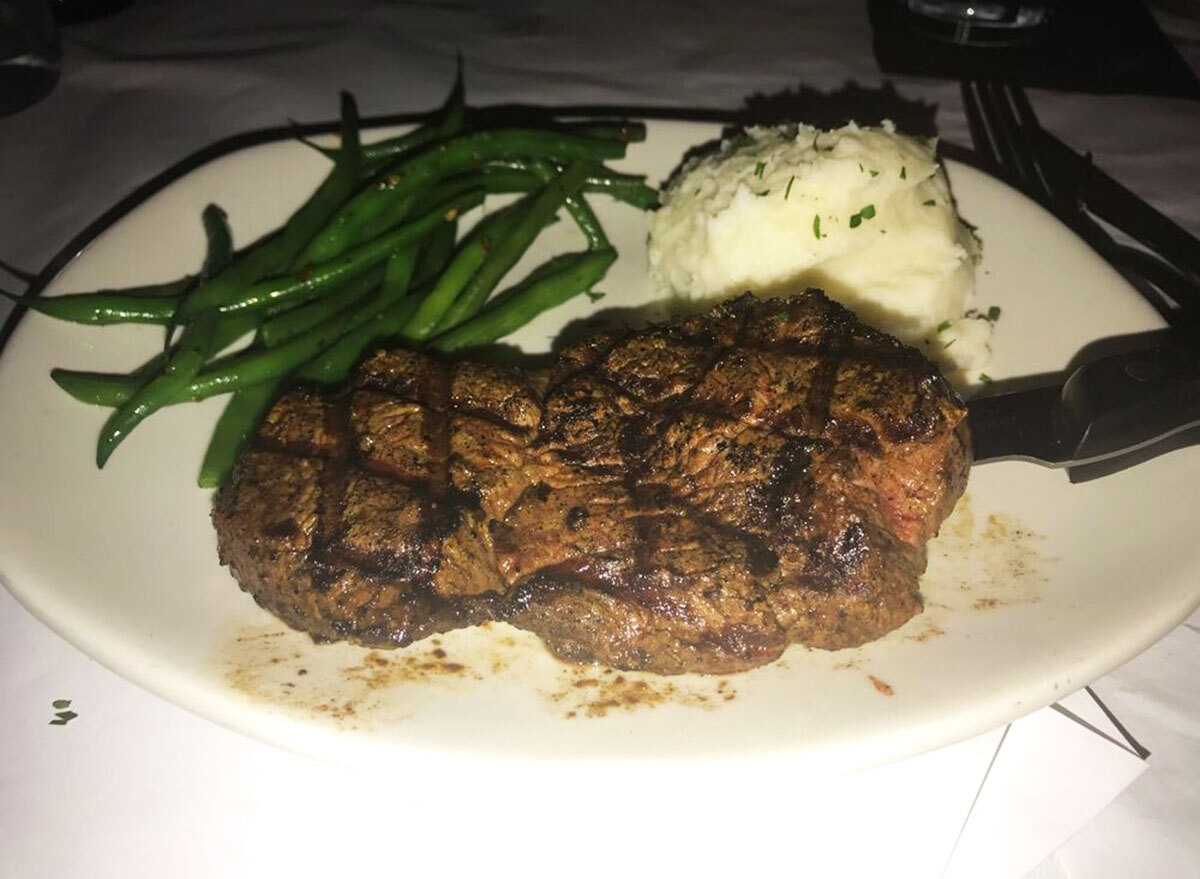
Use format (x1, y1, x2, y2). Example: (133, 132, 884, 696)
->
(1, 120, 1197, 772)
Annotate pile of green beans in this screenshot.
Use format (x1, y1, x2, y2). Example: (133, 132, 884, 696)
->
(6, 67, 654, 487)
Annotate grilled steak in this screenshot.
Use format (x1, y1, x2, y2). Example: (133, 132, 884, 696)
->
(213, 291, 970, 674)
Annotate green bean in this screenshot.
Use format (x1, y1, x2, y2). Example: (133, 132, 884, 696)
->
(259, 265, 385, 347)
(432, 249, 616, 352)
(406, 175, 497, 221)
(199, 204, 233, 279)
(434, 161, 592, 333)
(353, 192, 420, 244)
(3, 290, 179, 325)
(357, 173, 482, 243)
(297, 129, 626, 264)
(523, 159, 608, 249)
(50, 258, 417, 406)
(436, 55, 466, 139)
(297, 293, 423, 385)
(581, 170, 659, 210)
(400, 200, 529, 341)
(196, 378, 288, 489)
(174, 93, 363, 324)
(351, 58, 466, 172)
(53, 294, 376, 408)
(52, 370, 141, 407)
(411, 217, 458, 288)
(350, 62, 468, 242)
(184, 301, 387, 400)
(381, 240, 421, 302)
(305, 125, 435, 166)
(136, 313, 260, 380)
(477, 251, 583, 313)
(2, 202, 238, 327)
(50, 313, 257, 407)
(59, 373, 124, 406)
(183, 242, 421, 399)
(565, 191, 608, 250)
(179, 189, 483, 320)
(95, 309, 223, 467)
(481, 158, 659, 210)
(91, 204, 240, 463)
(473, 168, 543, 194)
(405, 166, 602, 215)
(267, 244, 420, 389)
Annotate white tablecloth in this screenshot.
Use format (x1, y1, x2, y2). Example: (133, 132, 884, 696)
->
(2, 3, 1197, 876)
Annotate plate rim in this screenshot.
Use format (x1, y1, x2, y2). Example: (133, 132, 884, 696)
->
(4, 113, 1195, 772)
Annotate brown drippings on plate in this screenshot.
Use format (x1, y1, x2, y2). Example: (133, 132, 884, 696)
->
(868, 675, 894, 696)
(218, 620, 741, 725)
(220, 622, 484, 727)
(540, 663, 737, 718)
(920, 493, 1049, 617)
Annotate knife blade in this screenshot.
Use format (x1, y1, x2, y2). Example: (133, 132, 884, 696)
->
(969, 343, 1200, 472)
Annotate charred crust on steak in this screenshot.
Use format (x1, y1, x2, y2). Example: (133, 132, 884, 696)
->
(213, 290, 971, 674)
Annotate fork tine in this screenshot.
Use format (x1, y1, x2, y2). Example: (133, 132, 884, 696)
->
(983, 81, 1050, 201)
(1003, 83, 1059, 204)
(960, 80, 1000, 171)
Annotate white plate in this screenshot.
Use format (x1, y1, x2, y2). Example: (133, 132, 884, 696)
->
(1, 120, 1197, 774)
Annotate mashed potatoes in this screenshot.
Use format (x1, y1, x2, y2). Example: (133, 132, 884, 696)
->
(648, 123, 990, 384)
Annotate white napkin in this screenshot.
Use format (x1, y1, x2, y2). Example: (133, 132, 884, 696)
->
(945, 688, 1148, 879)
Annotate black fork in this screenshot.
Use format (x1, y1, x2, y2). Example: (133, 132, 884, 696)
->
(960, 79, 1200, 330)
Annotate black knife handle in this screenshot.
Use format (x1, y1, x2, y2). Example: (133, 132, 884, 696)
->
(1063, 344, 1200, 465)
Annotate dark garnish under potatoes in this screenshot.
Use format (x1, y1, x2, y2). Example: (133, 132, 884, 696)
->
(212, 290, 970, 675)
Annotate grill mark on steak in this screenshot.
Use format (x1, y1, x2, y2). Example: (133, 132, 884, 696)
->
(803, 313, 852, 440)
(214, 291, 971, 674)
(309, 389, 354, 593)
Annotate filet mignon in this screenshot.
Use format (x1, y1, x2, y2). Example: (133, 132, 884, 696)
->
(213, 291, 970, 674)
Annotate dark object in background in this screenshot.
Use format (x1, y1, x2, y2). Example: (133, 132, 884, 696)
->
(51, 0, 131, 26)
(868, 0, 1200, 99)
(903, 1, 1053, 47)
(741, 80, 940, 137)
(0, 0, 60, 116)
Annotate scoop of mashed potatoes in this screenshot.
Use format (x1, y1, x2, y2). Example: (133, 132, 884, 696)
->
(648, 122, 989, 383)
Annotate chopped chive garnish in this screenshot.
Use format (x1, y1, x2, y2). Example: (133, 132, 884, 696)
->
(585, 291, 605, 302)
(813, 214, 821, 239)
(848, 204, 876, 229)
(869, 169, 879, 177)
(943, 339, 957, 350)
(900, 166, 907, 180)
(858, 163, 864, 172)
(979, 372, 993, 383)
(923, 199, 936, 207)
(986, 305, 1002, 322)
(785, 175, 795, 199)
(936, 320, 952, 333)
(49, 699, 78, 726)
(754, 161, 766, 179)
